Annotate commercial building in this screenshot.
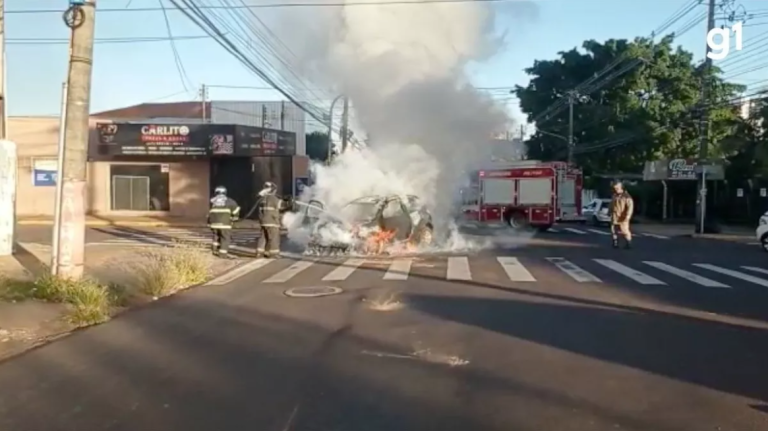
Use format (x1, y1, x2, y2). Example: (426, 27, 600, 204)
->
(12, 101, 310, 218)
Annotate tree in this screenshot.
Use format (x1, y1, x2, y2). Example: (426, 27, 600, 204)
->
(515, 35, 745, 175)
(305, 131, 330, 162)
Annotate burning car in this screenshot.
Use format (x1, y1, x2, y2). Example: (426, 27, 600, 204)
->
(297, 194, 434, 256)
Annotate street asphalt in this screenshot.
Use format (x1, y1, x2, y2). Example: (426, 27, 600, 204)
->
(2, 224, 767, 430)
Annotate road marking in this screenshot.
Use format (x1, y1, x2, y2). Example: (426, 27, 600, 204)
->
(741, 266, 768, 276)
(642, 261, 729, 288)
(563, 228, 587, 234)
(496, 257, 536, 282)
(593, 259, 665, 285)
(446, 257, 472, 280)
(322, 258, 366, 281)
(640, 233, 669, 239)
(695, 264, 768, 288)
(383, 258, 413, 280)
(548, 228, 560, 232)
(263, 260, 316, 283)
(547, 257, 601, 282)
(206, 258, 275, 286)
(587, 229, 610, 235)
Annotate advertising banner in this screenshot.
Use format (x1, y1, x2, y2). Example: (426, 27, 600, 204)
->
(235, 125, 297, 156)
(95, 123, 220, 156)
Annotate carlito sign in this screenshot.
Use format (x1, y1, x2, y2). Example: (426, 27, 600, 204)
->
(96, 123, 210, 156)
(668, 158, 697, 180)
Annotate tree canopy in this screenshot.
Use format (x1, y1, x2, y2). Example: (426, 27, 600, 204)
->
(515, 35, 751, 177)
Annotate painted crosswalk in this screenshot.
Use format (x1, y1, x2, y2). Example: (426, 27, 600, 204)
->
(205, 255, 768, 291)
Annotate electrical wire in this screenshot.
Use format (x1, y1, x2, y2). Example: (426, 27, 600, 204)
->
(6, 0, 524, 15)
(159, 0, 194, 91)
(527, 0, 703, 128)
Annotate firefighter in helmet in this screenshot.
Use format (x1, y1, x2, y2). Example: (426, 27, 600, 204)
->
(255, 181, 285, 258)
(207, 186, 240, 259)
(609, 181, 634, 249)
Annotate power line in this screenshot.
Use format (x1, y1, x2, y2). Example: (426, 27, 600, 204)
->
(159, 0, 193, 91)
(6, 0, 522, 15)
(6, 35, 210, 45)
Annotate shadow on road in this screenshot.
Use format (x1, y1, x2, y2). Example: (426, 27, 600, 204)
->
(406, 292, 768, 404)
(0, 291, 697, 431)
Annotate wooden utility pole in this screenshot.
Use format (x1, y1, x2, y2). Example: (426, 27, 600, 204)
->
(55, 0, 97, 279)
(696, 0, 717, 233)
(0, 0, 7, 140)
(340, 96, 349, 153)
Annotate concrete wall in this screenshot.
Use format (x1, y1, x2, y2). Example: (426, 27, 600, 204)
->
(10, 116, 210, 218)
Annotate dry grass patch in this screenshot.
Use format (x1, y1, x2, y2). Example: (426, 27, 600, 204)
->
(1, 273, 114, 327)
(120, 245, 211, 299)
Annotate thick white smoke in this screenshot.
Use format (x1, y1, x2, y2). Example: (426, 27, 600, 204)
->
(269, 0, 536, 251)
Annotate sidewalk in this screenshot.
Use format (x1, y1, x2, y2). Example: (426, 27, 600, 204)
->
(635, 222, 754, 240)
(17, 215, 263, 229)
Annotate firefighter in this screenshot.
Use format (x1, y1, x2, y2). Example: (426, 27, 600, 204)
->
(207, 186, 240, 259)
(609, 181, 634, 249)
(255, 181, 285, 258)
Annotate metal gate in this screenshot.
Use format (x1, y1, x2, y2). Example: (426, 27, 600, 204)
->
(111, 175, 150, 211)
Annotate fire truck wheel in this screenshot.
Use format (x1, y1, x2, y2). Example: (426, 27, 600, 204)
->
(506, 211, 530, 231)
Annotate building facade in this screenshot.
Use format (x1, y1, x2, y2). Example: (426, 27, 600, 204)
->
(11, 101, 310, 218)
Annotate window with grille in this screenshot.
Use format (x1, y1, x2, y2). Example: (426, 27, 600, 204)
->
(109, 165, 170, 211)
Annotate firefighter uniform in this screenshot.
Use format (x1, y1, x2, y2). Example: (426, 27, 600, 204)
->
(609, 184, 634, 249)
(255, 184, 284, 258)
(208, 189, 241, 258)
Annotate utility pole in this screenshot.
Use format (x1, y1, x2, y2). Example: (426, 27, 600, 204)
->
(200, 84, 207, 122)
(280, 100, 285, 130)
(566, 91, 576, 165)
(55, 0, 96, 279)
(340, 96, 349, 153)
(696, 0, 717, 234)
(261, 104, 268, 128)
(0, 0, 7, 140)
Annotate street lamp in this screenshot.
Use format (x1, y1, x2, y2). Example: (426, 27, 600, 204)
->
(326, 94, 344, 163)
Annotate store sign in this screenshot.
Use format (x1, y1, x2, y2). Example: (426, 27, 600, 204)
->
(235, 125, 296, 156)
(668, 158, 697, 180)
(33, 159, 58, 186)
(95, 123, 212, 156)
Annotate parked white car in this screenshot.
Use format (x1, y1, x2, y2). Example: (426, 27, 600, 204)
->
(583, 198, 611, 226)
(756, 211, 768, 251)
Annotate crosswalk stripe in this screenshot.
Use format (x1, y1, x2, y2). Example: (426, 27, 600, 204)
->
(322, 258, 366, 281)
(586, 229, 610, 235)
(383, 259, 413, 280)
(741, 266, 768, 276)
(593, 259, 666, 285)
(206, 258, 275, 285)
(547, 257, 601, 282)
(640, 233, 669, 239)
(642, 261, 729, 288)
(446, 257, 472, 280)
(263, 260, 316, 283)
(694, 264, 768, 288)
(563, 228, 587, 234)
(496, 257, 536, 281)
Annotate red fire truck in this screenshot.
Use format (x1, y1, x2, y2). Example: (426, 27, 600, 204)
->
(459, 160, 584, 231)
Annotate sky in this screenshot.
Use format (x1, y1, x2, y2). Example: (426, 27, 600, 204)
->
(6, 0, 768, 131)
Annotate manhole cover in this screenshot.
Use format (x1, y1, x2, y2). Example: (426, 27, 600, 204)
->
(284, 286, 343, 298)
